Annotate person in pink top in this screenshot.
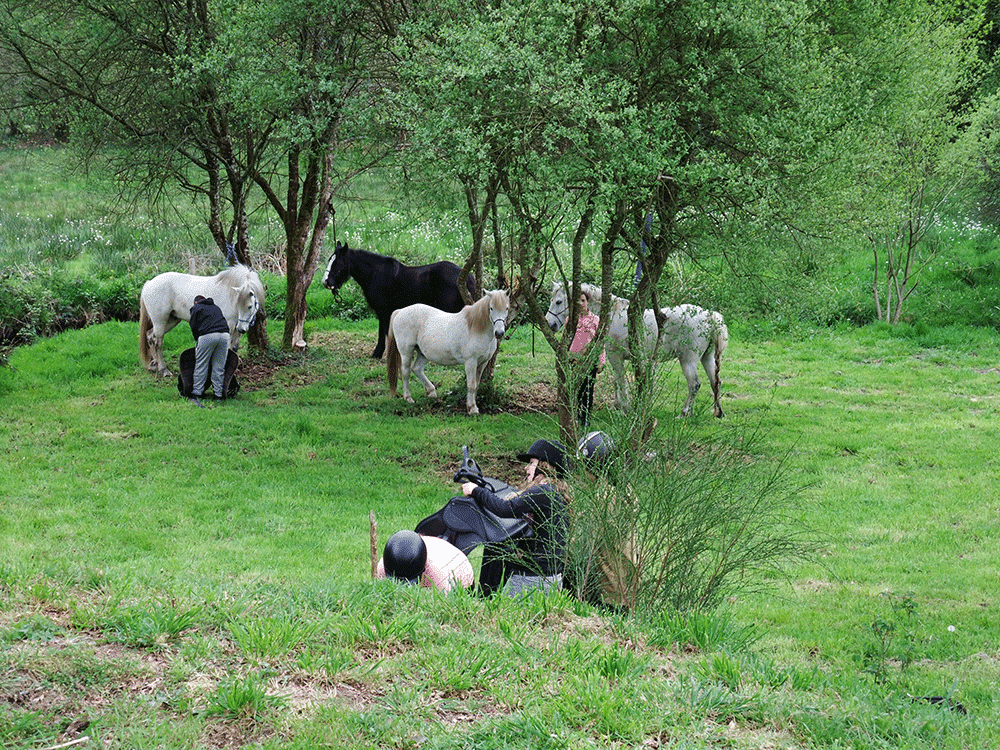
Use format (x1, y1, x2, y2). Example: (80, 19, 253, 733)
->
(569, 289, 606, 428)
(376, 530, 474, 592)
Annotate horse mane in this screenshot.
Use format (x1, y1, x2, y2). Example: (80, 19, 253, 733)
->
(466, 290, 507, 333)
(346, 244, 398, 267)
(213, 264, 261, 304)
(466, 293, 490, 332)
(214, 264, 250, 287)
(581, 282, 615, 312)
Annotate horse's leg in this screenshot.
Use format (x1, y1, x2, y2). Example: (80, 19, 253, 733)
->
(465, 358, 481, 415)
(701, 348, 723, 418)
(147, 327, 173, 377)
(399, 347, 416, 403)
(678, 352, 701, 417)
(373, 317, 388, 359)
(608, 349, 629, 410)
(151, 318, 184, 377)
(411, 351, 437, 400)
(145, 328, 163, 374)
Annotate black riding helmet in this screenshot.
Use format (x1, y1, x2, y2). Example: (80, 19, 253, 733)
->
(577, 430, 614, 464)
(383, 530, 427, 584)
(517, 439, 570, 477)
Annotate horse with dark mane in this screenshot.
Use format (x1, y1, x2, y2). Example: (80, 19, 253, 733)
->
(322, 241, 475, 358)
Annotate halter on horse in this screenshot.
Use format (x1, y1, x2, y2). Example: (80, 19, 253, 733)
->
(322, 241, 476, 358)
(385, 290, 509, 415)
(545, 282, 728, 418)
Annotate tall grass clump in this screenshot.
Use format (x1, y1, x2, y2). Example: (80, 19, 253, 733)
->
(563, 383, 818, 614)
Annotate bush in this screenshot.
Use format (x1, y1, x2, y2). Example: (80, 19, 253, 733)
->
(0, 269, 141, 345)
(563, 393, 818, 614)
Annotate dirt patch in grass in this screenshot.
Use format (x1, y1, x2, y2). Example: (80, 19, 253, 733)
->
(234, 328, 559, 418)
(2, 623, 381, 748)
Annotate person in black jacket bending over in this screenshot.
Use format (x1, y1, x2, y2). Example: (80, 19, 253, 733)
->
(461, 439, 570, 597)
(188, 295, 231, 404)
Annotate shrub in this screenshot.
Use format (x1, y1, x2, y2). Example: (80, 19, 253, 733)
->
(0, 269, 141, 345)
(563, 394, 818, 614)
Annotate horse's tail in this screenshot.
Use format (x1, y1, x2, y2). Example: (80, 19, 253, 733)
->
(711, 312, 729, 418)
(386, 320, 400, 397)
(138, 296, 152, 368)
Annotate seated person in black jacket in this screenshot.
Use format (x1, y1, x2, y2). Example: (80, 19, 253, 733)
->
(461, 439, 570, 597)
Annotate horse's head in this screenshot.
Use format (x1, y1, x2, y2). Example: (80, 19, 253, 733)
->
(234, 282, 261, 333)
(322, 241, 351, 297)
(488, 289, 509, 340)
(545, 282, 568, 332)
(545, 281, 604, 331)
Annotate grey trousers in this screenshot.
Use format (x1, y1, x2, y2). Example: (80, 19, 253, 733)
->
(192, 331, 231, 397)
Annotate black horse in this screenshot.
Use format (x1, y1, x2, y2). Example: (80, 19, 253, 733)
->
(322, 241, 476, 358)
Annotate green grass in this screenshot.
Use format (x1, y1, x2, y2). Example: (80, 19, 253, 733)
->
(3, 144, 1000, 747)
(1, 312, 999, 748)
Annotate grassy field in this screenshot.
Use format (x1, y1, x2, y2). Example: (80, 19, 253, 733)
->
(1, 310, 998, 748)
(2, 144, 1000, 748)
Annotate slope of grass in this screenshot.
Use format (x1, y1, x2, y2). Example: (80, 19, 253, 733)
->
(3, 142, 999, 748)
(1, 313, 998, 748)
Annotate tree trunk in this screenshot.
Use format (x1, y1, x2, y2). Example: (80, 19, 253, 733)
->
(555, 357, 574, 443)
(281, 150, 335, 350)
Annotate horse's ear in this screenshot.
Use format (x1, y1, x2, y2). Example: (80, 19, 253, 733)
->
(336, 240, 343, 251)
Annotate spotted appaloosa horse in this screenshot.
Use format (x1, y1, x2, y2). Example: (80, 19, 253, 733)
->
(545, 282, 728, 418)
(322, 241, 475, 359)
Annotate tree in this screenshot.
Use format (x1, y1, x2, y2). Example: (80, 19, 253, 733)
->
(0, 0, 397, 351)
(395, 0, 945, 441)
(852, 4, 982, 323)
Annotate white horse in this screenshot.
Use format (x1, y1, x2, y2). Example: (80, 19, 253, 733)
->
(386, 290, 509, 415)
(545, 282, 729, 418)
(138, 264, 264, 377)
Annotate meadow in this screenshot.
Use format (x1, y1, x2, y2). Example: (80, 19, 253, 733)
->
(1, 145, 999, 748)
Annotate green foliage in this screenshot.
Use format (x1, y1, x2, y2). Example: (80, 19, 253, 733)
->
(339, 610, 423, 648)
(439, 368, 513, 413)
(0, 614, 66, 644)
(564, 404, 819, 613)
(102, 601, 204, 649)
(647, 609, 759, 654)
(3, 146, 1000, 748)
(228, 615, 320, 660)
(858, 592, 921, 685)
(202, 672, 288, 721)
(0, 269, 140, 345)
(0, 706, 53, 748)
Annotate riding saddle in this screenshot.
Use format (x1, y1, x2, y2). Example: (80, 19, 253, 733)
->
(176, 347, 241, 399)
(415, 445, 530, 554)
(415, 495, 531, 555)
